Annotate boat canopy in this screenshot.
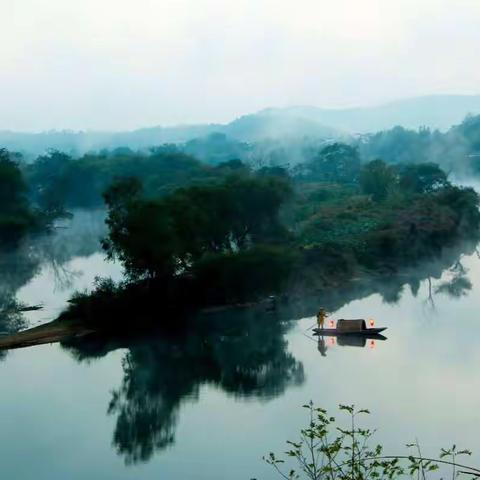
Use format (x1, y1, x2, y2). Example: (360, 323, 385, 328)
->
(336, 319, 366, 332)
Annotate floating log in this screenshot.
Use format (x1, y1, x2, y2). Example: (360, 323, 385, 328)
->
(18, 304, 44, 312)
(0, 319, 95, 351)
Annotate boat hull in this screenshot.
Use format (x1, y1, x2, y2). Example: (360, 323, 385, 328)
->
(313, 327, 387, 336)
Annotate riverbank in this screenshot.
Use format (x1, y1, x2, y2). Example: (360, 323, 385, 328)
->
(0, 233, 476, 352)
(1, 161, 479, 345)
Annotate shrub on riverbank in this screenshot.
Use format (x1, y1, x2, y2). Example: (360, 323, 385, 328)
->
(295, 178, 480, 277)
(264, 402, 477, 480)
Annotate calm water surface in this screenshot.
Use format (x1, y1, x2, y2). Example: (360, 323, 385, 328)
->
(1, 209, 480, 479)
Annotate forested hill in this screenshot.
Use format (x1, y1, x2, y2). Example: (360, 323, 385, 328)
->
(0, 116, 340, 158)
(17, 114, 480, 212)
(2, 95, 480, 157)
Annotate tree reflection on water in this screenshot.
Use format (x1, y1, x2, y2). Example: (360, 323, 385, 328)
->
(0, 210, 107, 360)
(62, 310, 304, 464)
(58, 238, 480, 465)
(0, 246, 40, 360)
(0, 212, 479, 463)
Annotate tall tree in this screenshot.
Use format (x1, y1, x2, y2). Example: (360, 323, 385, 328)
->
(360, 159, 396, 202)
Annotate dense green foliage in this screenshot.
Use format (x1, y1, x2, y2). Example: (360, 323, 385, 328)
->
(295, 167, 479, 279)
(95, 152, 479, 314)
(359, 159, 396, 202)
(358, 115, 480, 175)
(5, 118, 480, 319)
(93, 172, 296, 311)
(192, 245, 298, 304)
(103, 173, 292, 281)
(0, 149, 39, 246)
(25, 146, 225, 209)
(294, 143, 361, 184)
(358, 160, 449, 201)
(18, 113, 480, 214)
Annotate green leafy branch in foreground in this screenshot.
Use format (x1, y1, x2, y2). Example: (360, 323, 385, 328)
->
(263, 403, 478, 480)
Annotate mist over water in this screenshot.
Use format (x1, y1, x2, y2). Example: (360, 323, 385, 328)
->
(2, 1, 480, 477)
(0, 201, 479, 479)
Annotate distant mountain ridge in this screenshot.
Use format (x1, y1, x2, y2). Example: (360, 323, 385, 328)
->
(263, 95, 480, 133)
(1, 94, 480, 157)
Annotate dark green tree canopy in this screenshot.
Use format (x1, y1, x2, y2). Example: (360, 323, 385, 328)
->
(296, 143, 361, 183)
(360, 159, 396, 202)
(0, 149, 40, 245)
(397, 163, 449, 194)
(103, 173, 292, 281)
(0, 149, 28, 210)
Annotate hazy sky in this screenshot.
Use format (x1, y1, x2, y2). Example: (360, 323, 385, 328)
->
(2, 0, 480, 131)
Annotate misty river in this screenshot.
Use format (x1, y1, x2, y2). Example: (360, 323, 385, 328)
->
(1, 206, 480, 480)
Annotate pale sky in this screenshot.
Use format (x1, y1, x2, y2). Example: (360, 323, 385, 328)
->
(1, 0, 480, 131)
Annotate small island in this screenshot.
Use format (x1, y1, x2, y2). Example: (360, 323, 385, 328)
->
(22, 146, 480, 330)
(0, 142, 478, 349)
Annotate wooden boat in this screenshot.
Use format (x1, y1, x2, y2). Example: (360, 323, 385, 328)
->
(313, 319, 387, 336)
(313, 328, 387, 336)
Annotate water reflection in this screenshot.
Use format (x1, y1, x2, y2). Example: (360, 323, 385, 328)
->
(0, 209, 106, 359)
(312, 331, 386, 357)
(57, 241, 474, 465)
(32, 209, 107, 291)
(317, 336, 328, 356)
(0, 211, 479, 472)
(0, 247, 41, 359)
(19, 238, 480, 465)
(62, 311, 304, 464)
(275, 240, 480, 325)
(0, 300, 28, 360)
(434, 260, 472, 299)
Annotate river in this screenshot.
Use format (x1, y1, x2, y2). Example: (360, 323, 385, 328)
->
(0, 208, 479, 479)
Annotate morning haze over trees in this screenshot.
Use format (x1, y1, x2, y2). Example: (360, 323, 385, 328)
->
(1, 95, 480, 479)
(1, 105, 479, 329)
(0, 87, 480, 480)
(4, 0, 480, 478)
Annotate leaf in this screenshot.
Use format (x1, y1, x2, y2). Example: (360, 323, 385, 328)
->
(339, 404, 354, 413)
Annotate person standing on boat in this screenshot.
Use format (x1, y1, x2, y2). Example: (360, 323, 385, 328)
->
(317, 309, 328, 330)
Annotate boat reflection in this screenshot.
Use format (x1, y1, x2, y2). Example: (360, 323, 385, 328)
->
(315, 331, 387, 356)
